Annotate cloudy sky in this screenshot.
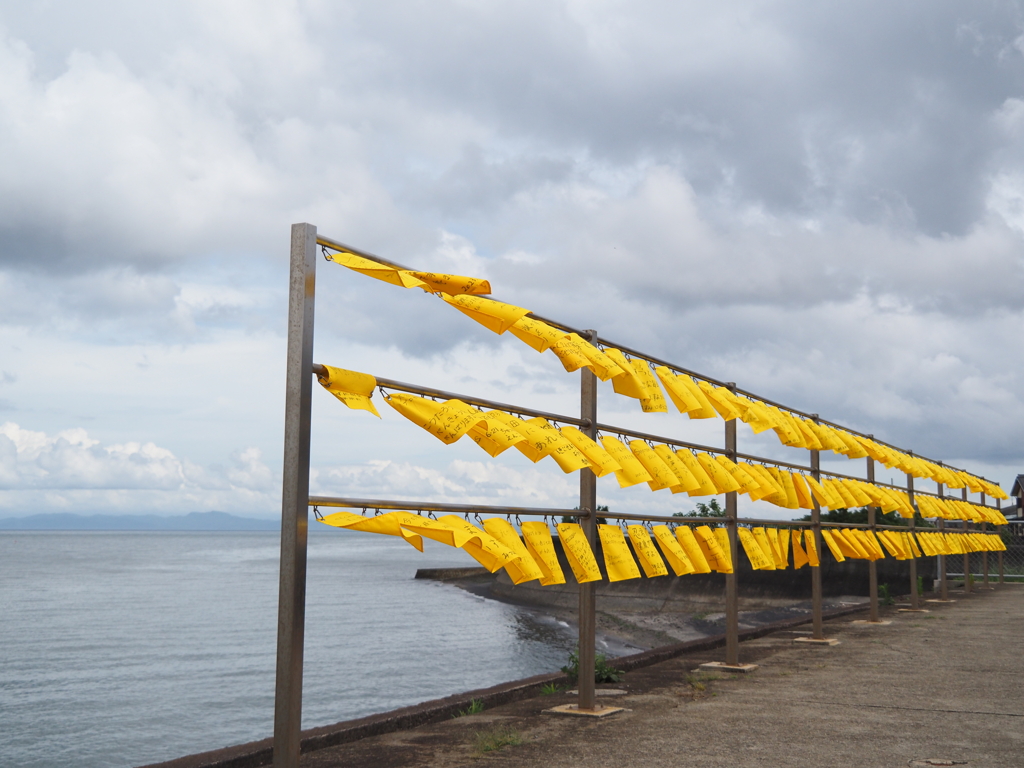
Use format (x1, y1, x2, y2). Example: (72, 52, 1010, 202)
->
(1, 0, 1022, 520)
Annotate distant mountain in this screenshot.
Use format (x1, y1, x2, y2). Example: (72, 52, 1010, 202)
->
(0, 511, 281, 531)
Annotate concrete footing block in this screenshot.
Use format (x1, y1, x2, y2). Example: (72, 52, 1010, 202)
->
(698, 661, 759, 673)
(851, 620, 893, 626)
(897, 608, 931, 613)
(925, 599, 957, 603)
(544, 704, 626, 717)
(794, 637, 840, 646)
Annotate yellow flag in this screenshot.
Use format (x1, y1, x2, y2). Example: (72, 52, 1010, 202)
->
(739, 528, 775, 570)
(317, 365, 381, 417)
(601, 437, 654, 488)
(508, 316, 567, 352)
(436, 515, 521, 573)
(654, 445, 701, 493)
(549, 333, 592, 373)
(714, 527, 734, 572)
(603, 348, 649, 401)
(791, 529, 809, 568)
(482, 518, 545, 584)
(764, 527, 788, 569)
(791, 473, 814, 509)
(325, 251, 428, 289)
(522, 418, 591, 473)
(655, 366, 703, 414)
(803, 529, 820, 566)
(598, 524, 642, 581)
(674, 450, 719, 496)
(560, 426, 621, 478)
(397, 514, 477, 548)
(630, 440, 680, 491)
(627, 525, 670, 577)
(466, 412, 528, 457)
(675, 526, 712, 573)
(695, 525, 731, 572)
(672, 374, 718, 419)
(750, 528, 779, 570)
(520, 522, 567, 586)
(652, 525, 695, 575)
(631, 359, 669, 413)
(715, 455, 761, 497)
(408, 271, 491, 296)
(698, 381, 742, 420)
(696, 453, 741, 493)
(820, 529, 846, 561)
(557, 523, 603, 583)
(441, 294, 530, 334)
(384, 393, 486, 444)
(319, 510, 425, 551)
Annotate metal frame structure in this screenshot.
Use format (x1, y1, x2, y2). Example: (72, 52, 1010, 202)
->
(272, 223, 1006, 768)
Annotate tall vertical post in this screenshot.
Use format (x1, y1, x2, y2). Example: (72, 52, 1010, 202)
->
(962, 487, 971, 594)
(907, 472, 920, 610)
(724, 385, 739, 666)
(981, 492, 989, 587)
(866, 456, 879, 622)
(273, 224, 317, 768)
(997, 499, 1004, 584)
(810, 417, 823, 640)
(577, 331, 598, 711)
(938, 475, 948, 601)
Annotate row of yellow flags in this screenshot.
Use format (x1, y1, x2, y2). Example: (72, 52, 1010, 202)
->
(317, 509, 1005, 586)
(316, 367, 1008, 525)
(325, 250, 1006, 500)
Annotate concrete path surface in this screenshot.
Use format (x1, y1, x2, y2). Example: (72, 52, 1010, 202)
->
(301, 585, 1024, 768)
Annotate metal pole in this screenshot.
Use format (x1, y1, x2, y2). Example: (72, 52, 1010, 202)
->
(907, 472, 920, 609)
(997, 499, 1004, 584)
(810, 417, 823, 640)
(577, 331, 598, 711)
(866, 456, 879, 622)
(724, 384, 739, 666)
(962, 487, 971, 594)
(273, 224, 317, 768)
(981, 492, 989, 587)
(938, 475, 948, 601)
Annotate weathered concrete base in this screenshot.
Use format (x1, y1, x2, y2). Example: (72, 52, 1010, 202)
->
(897, 608, 931, 613)
(567, 688, 628, 696)
(793, 637, 840, 646)
(926, 599, 957, 604)
(699, 661, 759, 673)
(544, 704, 626, 717)
(851, 619, 893, 626)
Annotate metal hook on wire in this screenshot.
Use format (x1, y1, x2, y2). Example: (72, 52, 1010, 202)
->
(313, 505, 323, 521)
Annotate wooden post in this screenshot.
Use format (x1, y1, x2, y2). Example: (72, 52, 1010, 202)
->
(907, 471, 919, 610)
(724, 392, 739, 666)
(273, 224, 317, 768)
(577, 331, 598, 711)
(810, 417, 823, 640)
(962, 487, 971, 593)
(866, 455, 879, 622)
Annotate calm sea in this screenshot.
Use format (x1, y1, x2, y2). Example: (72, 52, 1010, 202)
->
(0, 530, 581, 768)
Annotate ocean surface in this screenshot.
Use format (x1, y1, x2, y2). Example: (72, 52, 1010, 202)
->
(0, 530, 582, 768)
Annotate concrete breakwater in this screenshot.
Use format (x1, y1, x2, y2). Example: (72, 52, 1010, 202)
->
(418, 536, 922, 648)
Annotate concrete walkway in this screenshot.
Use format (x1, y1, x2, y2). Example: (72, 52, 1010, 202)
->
(302, 585, 1024, 768)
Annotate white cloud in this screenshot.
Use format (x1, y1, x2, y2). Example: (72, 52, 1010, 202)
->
(0, 421, 277, 514)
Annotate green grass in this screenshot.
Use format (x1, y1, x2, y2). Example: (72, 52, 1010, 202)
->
(453, 698, 484, 718)
(473, 724, 522, 754)
(540, 682, 563, 696)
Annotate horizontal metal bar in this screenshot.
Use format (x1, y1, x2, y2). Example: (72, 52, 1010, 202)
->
(312, 364, 1003, 510)
(308, 495, 589, 518)
(316, 235, 992, 483)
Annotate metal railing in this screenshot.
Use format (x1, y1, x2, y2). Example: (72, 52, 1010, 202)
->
(271, 223, 1008, 768)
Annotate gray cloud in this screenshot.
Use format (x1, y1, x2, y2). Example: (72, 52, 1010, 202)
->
(0, 0, 1022, 505)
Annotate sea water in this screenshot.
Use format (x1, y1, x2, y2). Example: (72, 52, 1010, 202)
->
(0, 530, 579, 768)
